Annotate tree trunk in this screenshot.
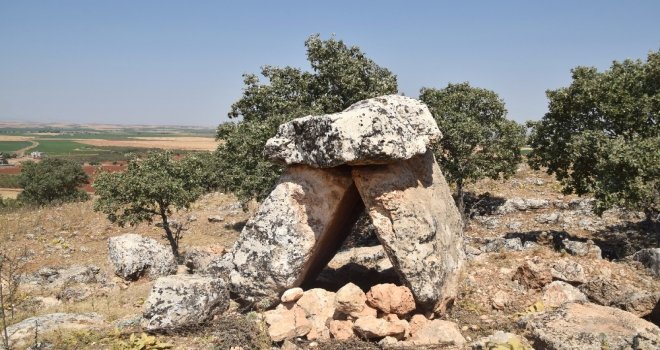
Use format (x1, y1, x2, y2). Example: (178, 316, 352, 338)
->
(159, 209, 179, 260)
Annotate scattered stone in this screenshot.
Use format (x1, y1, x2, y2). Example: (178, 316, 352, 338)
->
(633, 248, 660, 277)
(142, 275, 229, 331)
(379, 336, 399, 345)
(491, 290, 510, 310)
(296, 288, 336, 340)
(335, 283, 367, 315)
(207, 215, 224, 223)
(561, 239, 602, 259)
(329, 320, 354, 340)
(550, 260, 587, 284)
(497, 198, 550, 214)
(520, 302, 660, 350)
(402, 319, 466, 346)
(472, 331, 532, 350)
(184, 245, 225, 274)
(542, 281, 587, 308)
(107, 234, 177, 280)
(512, 259, 552, 290)
(281, 287, 304, 303)
(365, 284, 416, 316)
(507, 221, 522, 230)
(481, 238, 523, 253)
(264, 95, 441, 167)
(264, 304, 312, 342)
(353, 315, 408, 339)
(353, 151, 464, 314)
(536, 212, 560, 224)
(6, 313, 106, 349)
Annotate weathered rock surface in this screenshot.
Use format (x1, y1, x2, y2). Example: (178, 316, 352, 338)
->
(542, 281, 588, 308)
(520, 302, 660, 350)
(512, 258, 552, 290)
(353, 151, 464, 313)
(296, 288, 337, 340)
(353, 315, 408, 339)
(264, 95, 441, 167)
(401, 319, 466, 346)
(264, 304, 312, 342)
(5, 313, 106, 349)
(335, 283, 367, 315)
(219, 166, 362, 305)
(142, 275, 229, 331)
(329, 320, 354, 340)
(365, 283, 416, 316)
(281, 287, 304, 303)
(184, 245, 225, 274)
(107, 234, 177, 280)
(561, 239, 602, 258)
(550, 259, 587, 284)
(471, 331, 532, 350)
(633, 248, 660, 277)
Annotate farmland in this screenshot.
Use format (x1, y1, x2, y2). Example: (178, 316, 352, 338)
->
(0, 140, 32, 152)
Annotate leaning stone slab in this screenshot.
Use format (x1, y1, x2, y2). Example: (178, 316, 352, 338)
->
(264, 95, 441, 167)
(142, 275, 229, 331)
(353, 151, 464, 314)
(219, 166, 362, 305)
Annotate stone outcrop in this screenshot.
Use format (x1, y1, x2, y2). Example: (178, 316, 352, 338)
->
(219, 95, 464, 314)
(520, 302, 660, 350)
(633, 248, 660, 277)
(5, 313, 106, 349)
(264, 95, 441, 167)
(108, 234, 177, 280)
(142, 275, 229, 331)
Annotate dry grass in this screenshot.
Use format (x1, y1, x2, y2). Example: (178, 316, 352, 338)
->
(0, 188, 21, 199)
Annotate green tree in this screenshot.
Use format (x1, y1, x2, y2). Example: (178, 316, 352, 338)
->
(419, 83, 526, 215)
(528, 50, 659, 223)
(17, 158, 89, 205)
(93, 152, 206, 258)
(215, 34, 398, 204)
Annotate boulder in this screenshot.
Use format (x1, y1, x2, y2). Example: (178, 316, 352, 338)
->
(264, 95, 440, 167)
(561, 239, 602, 258)
(5, 313, 106, 349)
(402, 319, 466, 346)
(353, 315, 408, 339)
(142, 275, 229, 331)
(542, 281, 588, 308)
(184, 245, 226, 273)
(219, 166, 362, 305)
(329, 320, 355, 340)
(335, 283, 367, 315)
(520, 302, 660, 350)
(264, 304, 312, 342)
(550, 260, 586, 284)
(281, 287, 304, 303)
(633, 248, 660, 277)
(107, 234, 177, 280)
(365, 284, 416, 316)
(295, 288, 337, 340)
(353, 151, 464, 314)
(512, 258, 552, 290)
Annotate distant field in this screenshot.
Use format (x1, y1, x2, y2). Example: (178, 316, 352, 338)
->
(31, 140, 108, 155)
(0, 140, 32, 152)
(0, 174, 20, 188)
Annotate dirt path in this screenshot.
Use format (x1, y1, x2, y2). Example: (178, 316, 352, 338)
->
(16, 140, 39, 157)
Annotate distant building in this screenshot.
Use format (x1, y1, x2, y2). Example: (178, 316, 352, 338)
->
(30, 151, 44, 159)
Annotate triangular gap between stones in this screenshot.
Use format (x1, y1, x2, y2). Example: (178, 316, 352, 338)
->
(294, 167, 404, 293)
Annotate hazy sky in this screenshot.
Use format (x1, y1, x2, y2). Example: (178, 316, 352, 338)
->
(1, 1, 659, 126)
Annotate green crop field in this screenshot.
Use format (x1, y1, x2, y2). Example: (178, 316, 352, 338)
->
(0, 141, 32, 153)
(0, 174, 20, 188)
(32, 140, 111, 155)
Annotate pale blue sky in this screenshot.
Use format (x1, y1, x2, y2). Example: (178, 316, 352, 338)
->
(1, 1, 659, 126)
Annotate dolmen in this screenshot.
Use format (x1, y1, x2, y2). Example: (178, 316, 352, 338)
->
(218, 95, 464, 315)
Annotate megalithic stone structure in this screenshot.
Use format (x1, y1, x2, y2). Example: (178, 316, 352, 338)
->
(218, 95, 464, 314)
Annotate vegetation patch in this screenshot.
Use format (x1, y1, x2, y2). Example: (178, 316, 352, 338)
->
(0, 141, 32, 153)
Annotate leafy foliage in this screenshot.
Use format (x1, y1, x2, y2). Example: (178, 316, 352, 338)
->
(528, 50, 659, 220)
(419, 83, 526, 214)
(17, 158, 89, 205)
(214, 34, 398, 204)
(93, 152, 206, 257)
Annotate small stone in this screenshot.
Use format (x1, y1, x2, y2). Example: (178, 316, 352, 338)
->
(264, 304, 312, 342)
(207, 215, 224, 223)
(512, 259, 552, 290)
(542, 281, 587, 308)
(491, 290, 510, 310)
(281, 287, 304, 303)
(329, 320, 354, 340)
(366, 283, 416, 316)
(402, 319, 466, 346)
(335, 283, 367, 315)
(409, 314, 428, 335)
(353, 316, 408, 339)
(551, 260, 586, 284)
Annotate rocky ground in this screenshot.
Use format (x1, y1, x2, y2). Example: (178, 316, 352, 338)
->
(0, 164, 658, 349)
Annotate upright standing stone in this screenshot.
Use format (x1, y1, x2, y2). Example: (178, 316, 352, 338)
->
(219, 166, 362, 305)
(353, 151, 464, 313)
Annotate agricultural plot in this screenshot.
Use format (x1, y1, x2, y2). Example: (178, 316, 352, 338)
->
(0, 140, 32, 153)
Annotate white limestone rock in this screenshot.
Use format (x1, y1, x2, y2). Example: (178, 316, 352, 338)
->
(264, 95, 441, 167)
(107, 234, 177, 280)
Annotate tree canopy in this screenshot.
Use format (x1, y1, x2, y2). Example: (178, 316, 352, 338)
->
(17, 158, 89, 205)
(214, 34, 398, 204)
(93, 152, 206, 257)
(528, 50, 659, 220)
(419, 83, 526, 214)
